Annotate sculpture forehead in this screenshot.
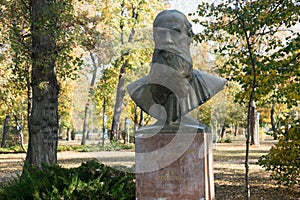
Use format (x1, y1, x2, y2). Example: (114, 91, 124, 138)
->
(154, 11, 187, 30)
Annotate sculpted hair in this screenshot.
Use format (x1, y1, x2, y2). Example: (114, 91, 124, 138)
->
(153, 10, 194, 38)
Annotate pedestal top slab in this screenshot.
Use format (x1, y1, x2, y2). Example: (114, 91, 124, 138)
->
(136, 123, 206, 135)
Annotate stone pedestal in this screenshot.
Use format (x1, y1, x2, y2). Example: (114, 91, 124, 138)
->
(135, 126, 214, 200)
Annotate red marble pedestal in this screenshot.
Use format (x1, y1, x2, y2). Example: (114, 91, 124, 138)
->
(135, 126, 214, 200)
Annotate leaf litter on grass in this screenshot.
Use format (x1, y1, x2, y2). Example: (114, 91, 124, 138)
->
(213, 137, 300, 200)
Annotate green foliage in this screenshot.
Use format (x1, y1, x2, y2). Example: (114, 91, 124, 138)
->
(223, 138, 232, 143)
(94, 67, 119, 125)
(57, 145, 90, 152)
(57, 142, 134, 152)
(192, 0, 300, 107)
(193, 81, 247, 129)
(258, 119, 300, 187)
(0, 0, 83, 143)
(0, 146, 26, 153)
(0, 160, 135, 200)
(102, 141, 134, 151)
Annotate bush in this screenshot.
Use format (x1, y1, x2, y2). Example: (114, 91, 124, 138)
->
(103, 141, 134, 151)
(57, 142, 134, 153)
(224, 138, 232, 143)
(0, 160, 135, 200)
(0, 146, 26, 153)
(258, 119, 300, 187)
(57, 145, 89, 152)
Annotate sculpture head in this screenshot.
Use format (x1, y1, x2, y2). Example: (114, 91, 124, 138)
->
(151, 10, 194, 82)
(153, 10, 194, 62)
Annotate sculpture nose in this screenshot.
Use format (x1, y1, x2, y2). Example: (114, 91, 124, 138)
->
(164, 31, 173, 44)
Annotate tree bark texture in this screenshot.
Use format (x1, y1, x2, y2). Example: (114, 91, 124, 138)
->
(139, 109, 144, 127)
(250, 100, 256, 145)
(81, 52, 98, 145)
(1, 115, 10, 148)
(270, 103, 278, 140)
(220, 123, 226, 140)
(234, 123, 238, 136)
(81, 104, 89, 145)
(111, 62, 126, 141)
(102, 98, 106, 147)
(26, 0, 59, 167)
(14, 114, 26, 152)
(66, 127, 71, 141)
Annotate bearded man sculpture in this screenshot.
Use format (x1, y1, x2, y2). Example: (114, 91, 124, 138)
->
(127, 10, 226, 128)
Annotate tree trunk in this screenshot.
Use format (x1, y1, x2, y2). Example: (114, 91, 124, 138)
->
(71, 129, 75, 140)
(133, 105, 138, 126)
(270, 103, 278, 140)
(66, 127, 70, 141)
(81, 52, 98, 145)
(133, 105, 138, 133)
(1, 115, 10, 148)
(86, 130, 90, 140)
(19, 129, 26, 152)
(14, 114, 26, 152)
(81, 104, 89, 145)
(26, 0, 59, 167)
(249, 100, 256, 145)
(234, 122, 238, 136)
(220, 123, 226, 141)
(123, 118, 127, 144)
(111, 60, 126, 141)
(139, 109, 144, 127)
(235, 1, 258, 197)
(102, 98, 106, 147)
(58, 117, 63, 139)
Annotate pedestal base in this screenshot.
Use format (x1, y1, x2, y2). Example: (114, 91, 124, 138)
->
(135, 127, 214, 200)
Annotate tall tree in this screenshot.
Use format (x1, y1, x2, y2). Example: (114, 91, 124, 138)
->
(26, 0, 59, 166)
(94, 67, 119, 145)
(108, 0, 163, 141)
(193, 0, 300, 198)
(71, 0, 116, 145)
(1, 0, 79, 148)
(1, 0, 88, 166)
(26, 0, 83, 166)
(4, 0, 81, 167)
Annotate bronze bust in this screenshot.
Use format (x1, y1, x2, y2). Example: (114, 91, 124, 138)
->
(127, 10, 226, 128)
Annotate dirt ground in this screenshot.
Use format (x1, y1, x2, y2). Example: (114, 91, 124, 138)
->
(212, 137, 300, 200)
(0, 136, 299, 200)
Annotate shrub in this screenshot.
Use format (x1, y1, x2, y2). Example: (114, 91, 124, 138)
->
(0, 160, 135, 200)
(224, 138, 232, 143)
(258, 119, 300, 187)
(0, 146, 26, 153)
(103, 141, 134, 151)
(57, 142, 134, 153)
(57, 145, 89, 152)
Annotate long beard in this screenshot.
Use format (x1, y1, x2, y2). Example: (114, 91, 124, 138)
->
(151, 49, 193, 79)
(149, 49, 193, 105)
